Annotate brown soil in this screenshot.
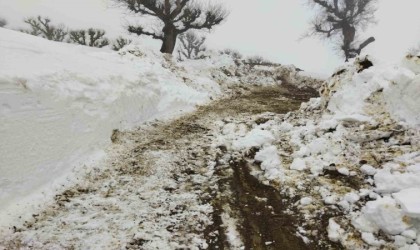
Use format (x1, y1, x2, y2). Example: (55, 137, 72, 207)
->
(199, 84, 321, 249)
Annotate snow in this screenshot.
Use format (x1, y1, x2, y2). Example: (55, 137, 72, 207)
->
(361, 232, 385, 247)
(402, 230, 418, 240)
(290, 158, 307, 171)
(232, 127, 275, 150)
(1, 22, 317, 243)
(361, 164, 377, 175)
(221, 212, 244, 249)
(337, 167, 350, 176)
(374, 168, 420, 194)
(353, 196, 410, 235)
(300, 197, 313, 206)
(254, 145, 285, 181)
(213, 50, 420, 248)
(407, 244, 420, 250)
(0, 28, 224, 226)
(343, 192, 360, 204)
(327, 219, 344, 243)
(383, 71, 420, 126)
(393, 188, 420, 218)
(0, 4, 419, 247)
(326, 57, 420, 127)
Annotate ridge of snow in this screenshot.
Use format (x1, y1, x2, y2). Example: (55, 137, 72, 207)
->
(218, 51, 420, 248)
(0, 28, 225, 226)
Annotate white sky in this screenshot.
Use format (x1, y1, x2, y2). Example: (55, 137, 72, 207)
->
(1, 0, 419, 75)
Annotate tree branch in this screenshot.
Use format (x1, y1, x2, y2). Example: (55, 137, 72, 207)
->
(179, 7, 226, 33)
(120, 0, 165, 18)
(128, 25, 164, 40)
(170, 0, 189, 19)
(314, 22, 341, 37)
(313, 0, 336, 14)
(355, 36, 375, 54)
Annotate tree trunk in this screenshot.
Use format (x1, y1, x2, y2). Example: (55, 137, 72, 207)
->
(342, 23, 356, 61)
(160, 24, 178, 54)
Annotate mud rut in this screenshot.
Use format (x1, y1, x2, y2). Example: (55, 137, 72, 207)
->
(2, 84, 320, 249)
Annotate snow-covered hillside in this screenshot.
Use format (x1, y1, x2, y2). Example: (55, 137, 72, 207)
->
(0, 27, 226, 225)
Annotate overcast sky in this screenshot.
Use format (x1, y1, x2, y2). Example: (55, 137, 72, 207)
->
(1, 0, 419, 75)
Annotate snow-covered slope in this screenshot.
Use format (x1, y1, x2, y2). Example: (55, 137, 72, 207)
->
(0, 28, 224, 225)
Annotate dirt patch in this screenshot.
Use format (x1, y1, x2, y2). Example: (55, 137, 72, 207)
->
(231, 159, 312, 250)
(204, 84, 316, 116)
(198, 84, 320, 249)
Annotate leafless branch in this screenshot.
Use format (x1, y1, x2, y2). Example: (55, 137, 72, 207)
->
(69, 28, 109, 48)
(112, 37, 132, 51)
(23, 16, 68, 41)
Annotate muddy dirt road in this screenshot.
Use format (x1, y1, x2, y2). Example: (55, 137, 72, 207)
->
(1, 84, 321, 249)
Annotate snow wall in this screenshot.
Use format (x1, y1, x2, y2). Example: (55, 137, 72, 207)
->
(0, 28, 222, 225)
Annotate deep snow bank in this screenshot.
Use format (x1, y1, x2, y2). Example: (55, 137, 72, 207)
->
(296, 54, 420, 248)
(0, 28, 225, 225)
(216, 50, 420, 248)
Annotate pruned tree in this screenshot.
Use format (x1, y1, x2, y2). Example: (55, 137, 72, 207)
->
(112, 37, 132, 51)
(23, 16, 67, 41)
(177, 31, 206, 60)
(115, 0, 228, 54)
(69, 28, 110, 48)
(0, 18, 7, 28)
(306, 0, 377, 61)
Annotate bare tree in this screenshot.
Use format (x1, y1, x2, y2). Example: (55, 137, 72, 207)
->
(307, 0, 377, 61)
(23, 16, 67, 41)
(0, 18, 7, 28)
(69, 28, 110, 48)
(112, 37, 133, 51)
(115, 0, 227, 54)
(177, 31, 205, 60)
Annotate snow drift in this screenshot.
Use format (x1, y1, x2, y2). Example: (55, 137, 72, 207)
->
(214, 49, 420, 249)
(0, 28, 225, 225)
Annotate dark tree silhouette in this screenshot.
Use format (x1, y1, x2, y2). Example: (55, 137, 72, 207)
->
(0, 18, 7, 27)
(112, 37, 132, 51)
(69, 28, 110, 48)
(307, 0, 377, 61)
(23, 16, 67, 41)
(177, 31, 206, 60)
(116, 0, 227, 54)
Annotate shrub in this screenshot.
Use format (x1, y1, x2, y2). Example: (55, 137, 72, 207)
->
(245, 55, 271, 65)
(23, 16, 67, 41)
(219, 49, 243, 60)
(112, 37, 132, 51)
(177, 31, 206, 60)
(69, 28, 109, 48)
